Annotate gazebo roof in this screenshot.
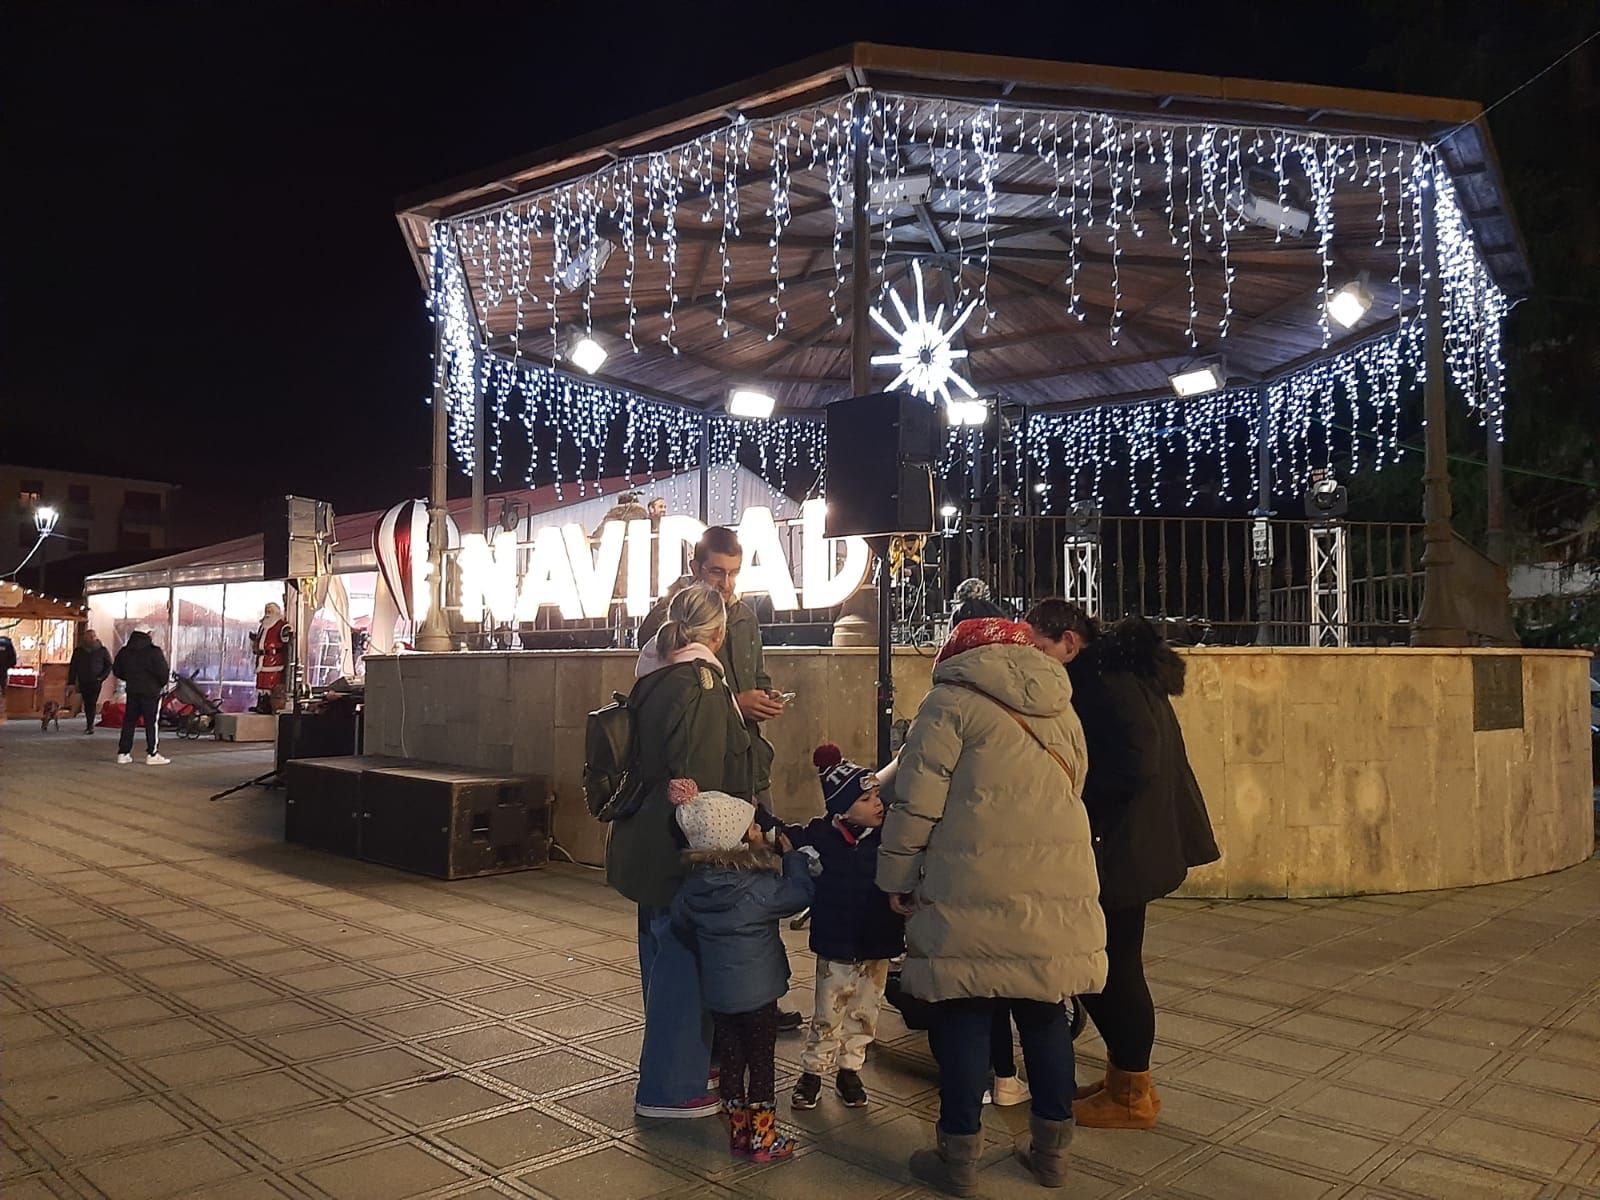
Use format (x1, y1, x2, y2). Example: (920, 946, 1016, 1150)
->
(396, 44, 1527, 416)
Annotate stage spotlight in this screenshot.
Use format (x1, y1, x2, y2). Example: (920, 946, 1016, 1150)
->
(1236, 191, 1311, 238)
(1326, 277, 1373, 330)
(727, 388, 775, 419)
(567, 335, 608, 375)
(1303, 469, 1349, 521)
(1169, 362, 1224, 398)
(945, 399, 988, 426)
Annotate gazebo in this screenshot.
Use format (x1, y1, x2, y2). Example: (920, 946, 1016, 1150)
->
(394, 43, 1528, 651)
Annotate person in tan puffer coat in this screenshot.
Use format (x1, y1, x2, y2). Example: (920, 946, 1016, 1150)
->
(878, 617, 1107, 1196)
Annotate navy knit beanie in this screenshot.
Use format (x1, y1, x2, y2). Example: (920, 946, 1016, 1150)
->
(814, 743, 875, 816)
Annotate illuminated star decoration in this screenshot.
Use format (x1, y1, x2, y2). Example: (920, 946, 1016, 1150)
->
(869, 259, 980, 407)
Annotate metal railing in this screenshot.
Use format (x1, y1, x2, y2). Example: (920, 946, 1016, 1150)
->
(944, 515, 1427, 646)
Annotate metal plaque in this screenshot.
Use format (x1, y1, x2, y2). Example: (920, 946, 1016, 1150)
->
(1472, 656, 1524, 731)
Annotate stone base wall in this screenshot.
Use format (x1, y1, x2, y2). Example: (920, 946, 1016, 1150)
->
(362, 647, 1593, 897)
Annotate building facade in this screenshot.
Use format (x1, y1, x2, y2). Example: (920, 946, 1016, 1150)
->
(2, 465, 178, 568)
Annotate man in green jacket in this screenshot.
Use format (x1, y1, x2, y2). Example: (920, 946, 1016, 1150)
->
(639, 526, 784, 803)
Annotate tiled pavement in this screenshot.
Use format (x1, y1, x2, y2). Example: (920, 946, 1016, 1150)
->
(2, 727, 1597, 1200)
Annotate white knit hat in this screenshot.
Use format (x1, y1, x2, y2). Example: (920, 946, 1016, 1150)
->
(672, 782, 755, 852)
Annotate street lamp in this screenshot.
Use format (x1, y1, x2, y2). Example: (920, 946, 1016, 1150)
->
(33, 505, 59, 537)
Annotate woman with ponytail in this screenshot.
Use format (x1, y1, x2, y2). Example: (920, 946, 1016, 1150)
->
(607, 582, 754, 1119)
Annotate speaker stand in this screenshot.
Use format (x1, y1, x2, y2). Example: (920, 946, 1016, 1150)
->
(873, 536, 893, 764)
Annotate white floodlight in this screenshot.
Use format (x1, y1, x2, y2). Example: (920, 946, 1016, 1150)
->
(33, 506, 59, 536)
(558, 237, 615, 290)
(1169, 362, 1225, 398)
(567, 335, 608, 375)
(1237, 192, 1311, 239)
(1326, 278, 1374, 330)
(727, 388, 776, 420)
(944, 399, 988, 426)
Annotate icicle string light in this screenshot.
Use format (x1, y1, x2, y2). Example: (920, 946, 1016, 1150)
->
(429, 95, 1510, 490)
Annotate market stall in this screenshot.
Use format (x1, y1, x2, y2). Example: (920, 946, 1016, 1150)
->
(0, 585, 87, 720)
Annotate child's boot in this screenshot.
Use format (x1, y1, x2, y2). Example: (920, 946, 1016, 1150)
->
(727, 1099, 752, 1159)
(747, 1101, 795, 1163)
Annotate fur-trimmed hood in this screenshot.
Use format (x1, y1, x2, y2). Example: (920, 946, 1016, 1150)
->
(1086, 617, 1186, 696)
(681, 844, 783, 873)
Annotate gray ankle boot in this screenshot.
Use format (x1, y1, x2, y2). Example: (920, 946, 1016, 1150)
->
(1014, 1113, 1074, 1187)
(909, 1127, 984, 1197)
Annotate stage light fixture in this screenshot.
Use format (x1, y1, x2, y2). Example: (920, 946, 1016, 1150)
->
(944, 399, 988, 426)
(939, 503, 958, 519)
(1169, 362, 1224, 398)
(1326, 277, 1374, 330)
(1236, 191, 1311, 238)
(567, 335, 608, 375)
(558, 237, 614, 290)
(1303, 469, 1349, 521)
(727, 388, 775, 419)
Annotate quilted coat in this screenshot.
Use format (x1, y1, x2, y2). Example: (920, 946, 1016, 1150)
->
(876, 641, 1107, 1003)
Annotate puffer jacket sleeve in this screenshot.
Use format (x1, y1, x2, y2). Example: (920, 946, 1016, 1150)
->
(1078, 674, 1158, 811)
(876, 690, 963, 896)
(755, 852, 816, 918)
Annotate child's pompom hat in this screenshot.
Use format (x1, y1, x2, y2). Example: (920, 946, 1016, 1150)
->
(813, 743, 877, 817)
(671, 779, 755, 851)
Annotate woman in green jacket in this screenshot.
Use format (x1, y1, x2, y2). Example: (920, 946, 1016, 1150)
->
(608, 582, 752, 1118)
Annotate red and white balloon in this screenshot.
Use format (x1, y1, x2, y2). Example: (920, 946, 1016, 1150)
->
(373, 500, 458, 628)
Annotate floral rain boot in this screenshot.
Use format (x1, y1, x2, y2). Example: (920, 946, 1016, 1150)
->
(747, 1101, 796, 1164)
(726, 1099, 753, 1159)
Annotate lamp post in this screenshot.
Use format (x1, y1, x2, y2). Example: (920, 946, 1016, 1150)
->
(416, 233, 455, 653)
(33, 505, 59, 597)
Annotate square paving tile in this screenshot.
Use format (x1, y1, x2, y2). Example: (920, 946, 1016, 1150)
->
(422, 1026, 547, 1065)
(35, 1098, 192, 1158)
(437, 1107, 592, 1167)
(518, 1145, 689, 1198)
(304, 1048, 443, 1091)
(1377, 1149, 1544, 1199)
(488, 1050, 617, 1095)
(2, 1064, 140, 1119)
(262, 1021, 382, 1061)
(298, 1140, 469, 1200)
(1170, 1149, 1341, 1200)
(1237, 1115, 1388, 1174)
(236, 1104, 393, 1163)
(138, 1043, 272, 1087)
(367, 1076, 512, 1124)
(1466, 1082, 1600, 1138)
(78, 1135, 248, 1200)
(183, 1070, 328, 1122)
(1427, 1113, 1585, 1177)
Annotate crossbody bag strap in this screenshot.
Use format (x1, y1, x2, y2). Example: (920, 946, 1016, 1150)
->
(948, 681, 1077, 789)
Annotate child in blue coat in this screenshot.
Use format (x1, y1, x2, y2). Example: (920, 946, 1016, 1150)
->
(782, 744, 906, 1111)
(670, 782, 814, 1164)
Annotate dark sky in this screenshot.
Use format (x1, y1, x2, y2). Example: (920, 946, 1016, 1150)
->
(3, 2, 1577, 542)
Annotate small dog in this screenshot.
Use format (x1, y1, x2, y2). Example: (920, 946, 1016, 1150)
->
(40, 701, 62, 732)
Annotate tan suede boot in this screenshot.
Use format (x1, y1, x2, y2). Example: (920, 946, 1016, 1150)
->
(909, 1127, 983, 1197)
(1014, 1113, 1073, 1187)
(1074, 1069, 1107, 1101)
(1072, 1066, 1160, 1129)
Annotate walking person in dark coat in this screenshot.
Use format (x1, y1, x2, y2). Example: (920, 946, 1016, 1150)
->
(783, 744, 905, 1111)
(67, 628, 112, 734)
(1025, 601, 1220, 1130)
(112, 627, 171, 765)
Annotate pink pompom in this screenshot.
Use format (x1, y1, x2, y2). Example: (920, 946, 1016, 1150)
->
(813, 743, 843, 770)
(668, 778, 699, 807)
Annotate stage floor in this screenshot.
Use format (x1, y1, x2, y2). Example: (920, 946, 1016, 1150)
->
(3, 721, 1598, 1199)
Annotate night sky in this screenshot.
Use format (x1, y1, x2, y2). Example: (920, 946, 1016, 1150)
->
(4, 2, 1584, 544)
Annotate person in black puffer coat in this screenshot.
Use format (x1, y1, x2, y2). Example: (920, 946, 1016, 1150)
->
(112, 628, 171, 763)
(67, 629, 113, 733)
(782, 744, 905, 1111)
(1026, 602, 1220, 1132)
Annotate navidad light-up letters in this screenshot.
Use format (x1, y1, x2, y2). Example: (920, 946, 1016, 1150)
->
(455, 499, 869, 623)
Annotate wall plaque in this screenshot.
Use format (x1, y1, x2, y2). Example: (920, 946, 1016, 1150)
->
(1472, 655, 1524, 731)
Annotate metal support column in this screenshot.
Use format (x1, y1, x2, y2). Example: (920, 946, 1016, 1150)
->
(416, 233, 455, 653)
(697, 414, 711, 524)
(1307, 522, 1350, 647)
(470, 369, 486, 536)
(1252, 386, 1275, 646)
(849, 87, 891, 764)
(1413, 178, 1468, 646)
(1062, 537, 1101, 616)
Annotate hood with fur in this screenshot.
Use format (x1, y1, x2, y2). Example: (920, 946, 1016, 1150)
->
(681, 844, 783, 873)
(1090, 618, 1186, 696)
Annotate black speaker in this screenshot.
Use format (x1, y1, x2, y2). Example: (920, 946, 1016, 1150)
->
(825, 392, 937, 538)
(262, 496, 334, 580)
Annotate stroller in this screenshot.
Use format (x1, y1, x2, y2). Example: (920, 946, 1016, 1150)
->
(165, 673, 224, 739)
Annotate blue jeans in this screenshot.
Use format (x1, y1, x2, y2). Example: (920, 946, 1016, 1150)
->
(635, 905, 712, 1107)
(930, 997, 1074, 1135)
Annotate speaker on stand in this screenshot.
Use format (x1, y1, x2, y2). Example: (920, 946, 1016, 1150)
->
(826, 392, 938, 763)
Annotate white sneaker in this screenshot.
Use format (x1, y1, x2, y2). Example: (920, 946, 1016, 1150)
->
(145, 753, 170, 765)
(116, 753, 133, 765)
(982, 1089, 993, 1105)
(991, 1073, 1031, 1106)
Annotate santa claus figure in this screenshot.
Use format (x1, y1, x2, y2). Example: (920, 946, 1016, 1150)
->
(249, 602, 293, 713)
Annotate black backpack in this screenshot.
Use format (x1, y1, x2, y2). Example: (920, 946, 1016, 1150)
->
(583, 666, 681, 822)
